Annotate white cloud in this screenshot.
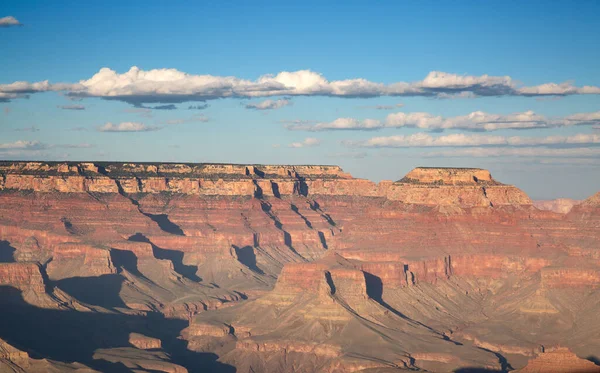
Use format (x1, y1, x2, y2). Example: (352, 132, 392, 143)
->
(245, 99, 292, 110)
(2, 67, 600, 104)
(0, 16, 22, 27)
(288, 137, 321, 148)
(97, 122, 159, 132)
(287, 117, 383, 131)
(345, 132, 600, 148)
(288, 110, 600, 132)
(0, 141, 92, 155)
(385, 110, 553, 131)
(0, 140, 45, 151)
(0, 80, 73, 102)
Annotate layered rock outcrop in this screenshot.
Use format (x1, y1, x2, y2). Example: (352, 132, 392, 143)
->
(388, 167, 532, 206)
(518, 347, 600, 372)
(1, 161, 600, 373)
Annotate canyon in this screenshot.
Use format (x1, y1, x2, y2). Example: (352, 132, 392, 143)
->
(0, 161, 599, 373)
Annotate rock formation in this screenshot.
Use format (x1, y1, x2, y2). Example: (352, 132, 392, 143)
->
(518, 348, 600, 372)
(0, 161, 599, 372)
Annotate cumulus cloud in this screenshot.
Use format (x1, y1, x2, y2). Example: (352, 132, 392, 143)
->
(288, 137, 321, 148)
(58, 104, 86, 110)
(245, 99, 292, 110)
(2, 67, 600, 104)
(288, 110, 600, 132)
(345, 133, 600, 148)
(0, 80, 73, 102)
(0, 16, 22, 27)
(97, 122, 159, 132)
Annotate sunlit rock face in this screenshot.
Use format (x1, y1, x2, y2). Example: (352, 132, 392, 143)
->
(0, 161, 599, 373)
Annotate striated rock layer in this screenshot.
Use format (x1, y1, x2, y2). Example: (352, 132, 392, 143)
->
(1, 161, 599, 373)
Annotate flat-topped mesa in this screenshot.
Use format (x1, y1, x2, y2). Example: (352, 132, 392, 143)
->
(0, 161, 350, 179)
(0, 161, 532, 204)
(0, 161, 358, 196)
(388, 167, 532, 206)
(400, 167, 497, 186)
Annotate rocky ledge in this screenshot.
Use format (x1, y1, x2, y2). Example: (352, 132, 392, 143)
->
(0, 161, 531, 207)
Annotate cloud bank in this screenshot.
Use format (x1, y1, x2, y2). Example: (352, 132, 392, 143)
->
(2, 67, 600, 104)
(245, 99, 292, 110)
(0, 141, 93, 157)
(287, 111, 600, 132)
(344, 133, 600, 148)
(97, 122, 159, 132)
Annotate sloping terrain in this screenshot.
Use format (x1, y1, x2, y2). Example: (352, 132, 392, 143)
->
(0, 162, 599, 372)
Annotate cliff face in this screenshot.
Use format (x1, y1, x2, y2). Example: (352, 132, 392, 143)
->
(0, 162, 531, 206)
(0, 161, 354, 196)
(390, 167, 531, 206)
(1, 161, 599, 373)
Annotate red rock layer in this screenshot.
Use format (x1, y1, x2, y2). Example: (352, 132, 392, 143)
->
(0, 262, 45, 293)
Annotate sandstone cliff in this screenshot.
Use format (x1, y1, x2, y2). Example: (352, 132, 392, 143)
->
(1, 161, 600, 373)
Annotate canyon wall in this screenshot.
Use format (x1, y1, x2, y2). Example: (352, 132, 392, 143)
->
(1, 161, 599, 373)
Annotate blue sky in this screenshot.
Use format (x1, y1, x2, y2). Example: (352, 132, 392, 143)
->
(1, 0, 599, 199)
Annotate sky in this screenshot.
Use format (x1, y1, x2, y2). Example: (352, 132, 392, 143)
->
(1, 0, 599, 199)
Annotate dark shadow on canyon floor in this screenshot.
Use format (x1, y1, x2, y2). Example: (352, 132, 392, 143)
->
(232, 245, 264, 274)
(128, 232, 201, 282)
(0, 240, 16, 262)
(0, 285, 236, 373)
(110, 248, 143, 276)
(56, 274, 127, 308)
(587, 355, 600, 366)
